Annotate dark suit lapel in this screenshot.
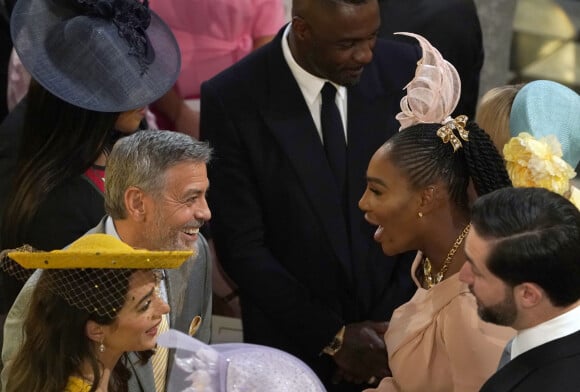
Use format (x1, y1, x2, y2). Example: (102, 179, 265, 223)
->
(165, 262, 192, 373)
(345, 65, 402, 285)
(481, 353, 539, 391)
(346, 58, 404, 218)
(260, 31, 352, 277)
(126, 352, 155, 392)
(345, 71, 383, 252)
(165, 269, 180, 326)
(164, 252, 199, 328)
(481, 330, 580, 391)
(165, 255, 199, 376)
(346, 66, 393, 204)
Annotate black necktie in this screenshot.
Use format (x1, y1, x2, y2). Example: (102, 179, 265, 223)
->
(320, 82, 346, 192)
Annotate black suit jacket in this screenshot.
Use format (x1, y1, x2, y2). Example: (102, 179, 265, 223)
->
(480, 329, 580, 392)
(379, 0, 483, 118)
(200, 27, 418, 391)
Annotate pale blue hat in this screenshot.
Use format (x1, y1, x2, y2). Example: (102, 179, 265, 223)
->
(510, 80, 580, 167)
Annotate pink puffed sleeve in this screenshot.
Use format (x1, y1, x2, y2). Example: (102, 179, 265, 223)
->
(363, 376, 400, 392)
(440, 291, 515, 392)
(252, 0, 287, 38)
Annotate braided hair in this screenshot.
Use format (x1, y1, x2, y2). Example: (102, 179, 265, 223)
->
(383, 120, 512, 212)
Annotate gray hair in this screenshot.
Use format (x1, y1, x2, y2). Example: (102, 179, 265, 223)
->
(105, 130, 212, 219)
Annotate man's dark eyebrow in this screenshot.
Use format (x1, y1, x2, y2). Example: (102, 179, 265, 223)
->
(336, 28, 379, 43)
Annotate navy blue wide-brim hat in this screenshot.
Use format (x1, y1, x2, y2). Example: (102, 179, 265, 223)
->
(11, 0, 181, 112)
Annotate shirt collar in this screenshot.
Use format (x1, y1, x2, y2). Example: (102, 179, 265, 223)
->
(105, 216, 121, 239)
(511, 302, 580, 359)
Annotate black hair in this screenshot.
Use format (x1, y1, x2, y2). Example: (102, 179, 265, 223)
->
(471, 187, 580, 307)
(0, 81, 120, 250)
(292, 0, 372, 16)
(383, 120, 512, 212)
(5, 269, 153, 392)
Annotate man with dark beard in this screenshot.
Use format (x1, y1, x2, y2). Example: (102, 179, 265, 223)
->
(200, 0, 420, 390)
(459, 187, 580, 392)
(2, 130, 213, 392)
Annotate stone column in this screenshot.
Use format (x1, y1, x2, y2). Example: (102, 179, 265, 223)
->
(474, 0, 518, 99)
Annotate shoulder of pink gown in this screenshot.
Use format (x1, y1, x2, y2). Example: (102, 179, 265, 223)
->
(362, 376, 399, 392)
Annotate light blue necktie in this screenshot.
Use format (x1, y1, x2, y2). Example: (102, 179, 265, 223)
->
(497, 338, 513, 370)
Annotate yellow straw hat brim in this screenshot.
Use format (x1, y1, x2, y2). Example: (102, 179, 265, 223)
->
(7, 233, 194, 269)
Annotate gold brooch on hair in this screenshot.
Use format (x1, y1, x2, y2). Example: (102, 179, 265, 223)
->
(436, 115, 469, 152)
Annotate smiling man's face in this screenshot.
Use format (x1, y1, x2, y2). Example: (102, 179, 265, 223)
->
(142, 161, 211, 251)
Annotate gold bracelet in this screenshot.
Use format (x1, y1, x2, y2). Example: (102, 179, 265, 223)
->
(321, 325, 346, 356)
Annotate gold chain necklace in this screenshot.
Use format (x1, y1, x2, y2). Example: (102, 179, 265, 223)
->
(422, 223, 471, 289)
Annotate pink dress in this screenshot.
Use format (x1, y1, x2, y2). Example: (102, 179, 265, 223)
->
(149, 0, 286, 99)
(364, 252, 515, 392)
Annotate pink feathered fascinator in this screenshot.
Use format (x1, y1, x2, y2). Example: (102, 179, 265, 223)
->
(395, 32, 461, 131)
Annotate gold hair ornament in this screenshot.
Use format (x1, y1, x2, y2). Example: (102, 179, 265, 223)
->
(436, 115, 469, 152)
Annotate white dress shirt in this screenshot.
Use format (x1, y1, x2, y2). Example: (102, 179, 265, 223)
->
(281, 23, 348, 143)
(510, 303, 580, 360)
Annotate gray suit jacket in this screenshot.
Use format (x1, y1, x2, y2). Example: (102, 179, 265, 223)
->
(0, 216, 212, 392)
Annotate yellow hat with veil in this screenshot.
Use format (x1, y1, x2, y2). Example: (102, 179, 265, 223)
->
(1, 233, 193, 318)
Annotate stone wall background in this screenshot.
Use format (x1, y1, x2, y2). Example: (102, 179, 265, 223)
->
(473, 0, 518, 99)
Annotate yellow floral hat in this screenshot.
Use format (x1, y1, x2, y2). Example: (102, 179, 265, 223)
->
(7, 233, 194, 269)
(503, 132, 579, 209)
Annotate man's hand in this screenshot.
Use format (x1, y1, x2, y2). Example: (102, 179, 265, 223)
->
(331, 321, 391, 384)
